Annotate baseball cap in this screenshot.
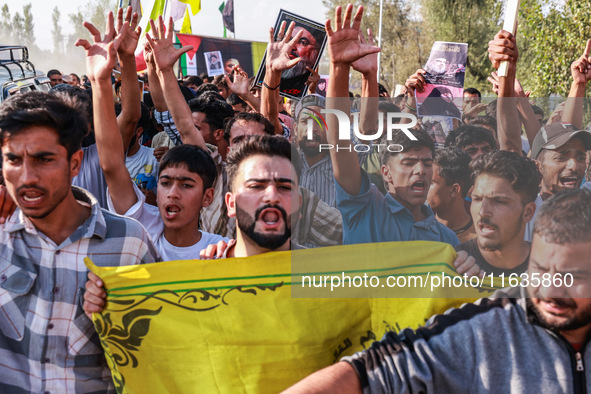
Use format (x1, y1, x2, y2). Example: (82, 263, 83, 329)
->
(294, 94, 325, 119)
(530, 123, 591, 159)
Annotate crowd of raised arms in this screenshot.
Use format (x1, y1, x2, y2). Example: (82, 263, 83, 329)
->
(0, 3, 589, 393)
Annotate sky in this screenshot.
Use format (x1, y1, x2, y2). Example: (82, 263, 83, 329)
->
(24, 0, 330, 51)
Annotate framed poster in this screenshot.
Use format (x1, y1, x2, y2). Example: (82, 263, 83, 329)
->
(254, 10, 327, 100)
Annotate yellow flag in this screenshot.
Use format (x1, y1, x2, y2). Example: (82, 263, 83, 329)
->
(86, 241, 498, 393)
(179, 0, 200, 15)
(180, 7, 192, 34)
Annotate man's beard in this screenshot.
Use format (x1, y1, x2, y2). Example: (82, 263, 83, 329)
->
(527, 298, 591, 332)
(281, 58, 313, 80)
(236, 204, 291, 250)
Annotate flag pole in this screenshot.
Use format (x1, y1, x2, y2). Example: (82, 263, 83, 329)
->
(377, 0, 383, 84)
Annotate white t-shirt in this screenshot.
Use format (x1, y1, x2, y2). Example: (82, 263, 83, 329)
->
(126, 145, 160, 192)
(107, 183, 228, 260)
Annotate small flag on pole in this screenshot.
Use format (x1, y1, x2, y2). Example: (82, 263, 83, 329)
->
(219, 2, 227, 38)
(222, 0, 234, 33)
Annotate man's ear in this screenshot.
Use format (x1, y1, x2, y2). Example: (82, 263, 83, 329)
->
(214, 128, 225, 142)
(523, 201, 536, 223)
(201, 187, 215, 208)
(70, 149, 84, 178)
(225, 191, 236, 218)
(380, 164, 392, 184)
(451, 183, 461, 198)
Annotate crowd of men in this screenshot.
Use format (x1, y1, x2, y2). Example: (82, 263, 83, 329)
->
(0, 3, 589, 393)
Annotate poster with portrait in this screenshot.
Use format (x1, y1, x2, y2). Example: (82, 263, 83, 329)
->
(315, 74, 329, 97)
(254, 10, 327, 100)
(416, 42, 468, 119)
(205, 50, 224, 77)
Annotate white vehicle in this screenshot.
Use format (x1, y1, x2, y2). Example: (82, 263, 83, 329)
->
(0, 45, 50, 102)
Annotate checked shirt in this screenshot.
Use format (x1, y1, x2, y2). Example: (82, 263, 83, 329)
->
(0, 187, 159, 394)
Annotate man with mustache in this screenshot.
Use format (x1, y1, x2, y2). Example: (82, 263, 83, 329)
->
(488, 30, 591, 242)
(456, 150, 540, 275)
(220, 134, 303, 257)
(525, 123, 591, 241)
(279, 24, 323, 97)
(286, 187, 591, 393)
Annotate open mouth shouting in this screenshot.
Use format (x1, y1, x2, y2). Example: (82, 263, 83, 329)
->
(477, 220, 498, 236)
(257, 207, 284, 230)
(410, 180, 427, 194)
(164, 204, 182, 219)
(558, 175, 580, 189)
(18, 188, 46, 208)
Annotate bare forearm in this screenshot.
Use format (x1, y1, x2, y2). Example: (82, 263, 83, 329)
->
(117, 54, 141, 150)
(327, 63, 361, 194)
(157, 68, 206, 149)
(147, 62, 167, 112)
(563, 82, 586, 129)
(261, 71, 283, 135)
(359, 71, 379, 135)
(497, 73, 523, 154)
(282, 362, 362, 394)
(516, 96, 541, 146)
(92, 78, 138, 213)
(241, 91, 261, 113)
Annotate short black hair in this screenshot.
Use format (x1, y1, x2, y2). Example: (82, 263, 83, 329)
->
(0, 91, 87, 158)
(183, 75, 203, 88)
(226, 93, 247, 108)
(49, 83, 93, 127)
(531, 105, 544, 119)
(226, 135, 300, 191)
(464, 87, 481, 98)
(188, 95, 235, 131)
(533, 188, 591, 243)
(158, 144, 217, 190)
(194, 83, 219, 97)
(224, 112, 274, 143)
(471, 115, 497, 134)
(434, 147, 473, 198)
(469, 150, 541, 205)
(445, 125, 498, 151)
(485, 100, 497, 119)
(378, 128, 435, 166)
(47, 69, 62, 78)
(213, 74, 228, 89)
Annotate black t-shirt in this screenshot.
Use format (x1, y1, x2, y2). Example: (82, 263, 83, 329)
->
(455, 238, 530, 276)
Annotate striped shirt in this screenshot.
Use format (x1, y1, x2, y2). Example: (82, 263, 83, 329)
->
(0, 187, 159, 393)
(299, 151, 337, 208)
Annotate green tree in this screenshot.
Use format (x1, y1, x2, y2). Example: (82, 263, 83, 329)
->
(420, 0, 503, 94)
(22, 3, 35, 48)
(52, 7, 63, 54)
(0, 4, 13, 43)
(519, 0, 591, 97)
(12, 12, 24, 42)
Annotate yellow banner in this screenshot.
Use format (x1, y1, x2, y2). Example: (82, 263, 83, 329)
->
(86, 241, 498, 393)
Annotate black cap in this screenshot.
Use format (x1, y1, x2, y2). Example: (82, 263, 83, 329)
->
(531, 123, 591, 159)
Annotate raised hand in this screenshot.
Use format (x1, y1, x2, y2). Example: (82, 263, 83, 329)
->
(115, 6, 141, 58)
(265, 21, 304, 74)
(75, 12, 118, 82)
(571, 39, 591, 85)
(351, 29, 378, 75)
(488, 30, 518, 70)
(326, 4, 380, 66)
(405, 69, 427, 95)
(225, 66, 250, 96)
(146, 16, 193, 72)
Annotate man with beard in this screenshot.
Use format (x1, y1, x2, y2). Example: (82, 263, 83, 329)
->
(279, 24, 322, 97)
(222, 134, 303, 257)
(456, 150, 540, 276)
(525, 123, 591, 241)
(286, 188, 591, 393)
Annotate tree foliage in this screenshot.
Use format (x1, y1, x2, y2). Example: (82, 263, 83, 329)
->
(52, 7, 63, 54)
(519, 0, 591, 97)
